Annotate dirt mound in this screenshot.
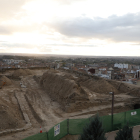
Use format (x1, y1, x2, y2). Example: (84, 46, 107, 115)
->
(12, 69, 32, 77)
(39, 71, 128, 112)
(40, 72, 88, 109)
(0, 76, 12, 86)
(24, 69, 32, 75)
(0, 98, 25, 131)
(79, 78, 120, 94)
(48, 69, 59, 73)
(107, 80, 140, 96)
(63, 73, 75, 80)
(33, 75, 40, 83)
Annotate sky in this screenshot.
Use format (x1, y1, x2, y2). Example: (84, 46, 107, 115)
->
(0, 0, 140, 56)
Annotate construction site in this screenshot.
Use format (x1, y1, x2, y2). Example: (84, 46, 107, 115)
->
(0, 68, 140, 140)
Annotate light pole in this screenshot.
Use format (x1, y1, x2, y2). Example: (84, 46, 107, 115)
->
(109, 92, 114, 130)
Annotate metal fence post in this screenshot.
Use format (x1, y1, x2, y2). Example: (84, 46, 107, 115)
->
(112, 92, 114, 130)
(46, 131, 49, 140)
(67, 119, 69, 134)
(124, 111, 126, 125)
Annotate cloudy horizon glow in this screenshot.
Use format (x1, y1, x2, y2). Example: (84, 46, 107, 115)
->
(0, 0, 140, 56)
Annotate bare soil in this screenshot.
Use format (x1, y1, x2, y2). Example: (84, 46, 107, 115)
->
(0, 69, 140, 140)
(39, 70, 139, 112)
(0, 76, 12, 86)
(12, 69, 33, 77)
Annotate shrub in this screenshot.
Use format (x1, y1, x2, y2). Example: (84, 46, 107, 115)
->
(78, 115, 107, 140)
(115, 124, 134, 140)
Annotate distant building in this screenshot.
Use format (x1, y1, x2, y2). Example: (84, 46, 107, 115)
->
(3, 59, 24, 64)
(129, 65, 140, 70)
(107, 71, 112, 79)
(127, 70, 136, 74)
(114, 63, 128, 69)
(88, 68, 95, 74)
(63, 67, 69, 70)
(87, 64, 99, 67)
(88, 68, 98, 74)
(107, 67, 114, 79)
(65, 63, 74, 67)
(99, 67, 107, 70)
(100, 74, 110, 79)
(56, 63, 60, 69)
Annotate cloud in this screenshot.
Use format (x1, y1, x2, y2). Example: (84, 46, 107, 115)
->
(0, 0, 31, 20)
(132, 43, 140, 45)
(48, 12, 140, 42)
(0, 26, 11, 34)
(0, 23, 39, 35)
(38, 43, 97, 47)
(40, 46, 53, 52)
(53, 0, 85, 5)
(0, 43, 53, 53)
(0, 41, 8, 42)
(0, 43, 32, 48)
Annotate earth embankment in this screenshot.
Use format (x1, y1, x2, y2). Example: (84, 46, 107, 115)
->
(39, 71, 131, 112)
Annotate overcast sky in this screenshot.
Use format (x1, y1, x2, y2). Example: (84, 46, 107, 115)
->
(0, 0, 140, 56)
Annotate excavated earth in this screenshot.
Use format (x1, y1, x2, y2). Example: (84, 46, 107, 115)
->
(0, 68, 140, 140)
(38, 70, 140, 113)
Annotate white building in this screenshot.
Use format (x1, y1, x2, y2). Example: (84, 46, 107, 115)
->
(65, 63, 74, 67)
(57, 63, 60, 69)
(100, 74, 110, 79)
(107, 71, 112, 79)
(3, 59, 24, 64)
(63, 67, 69, 70)
(114, 63, 128, 69)
(99, 67, 106, 71)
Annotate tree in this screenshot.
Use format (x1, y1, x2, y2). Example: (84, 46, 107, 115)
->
(78, 115, 107, 140)
(115, 124, 134, 140)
